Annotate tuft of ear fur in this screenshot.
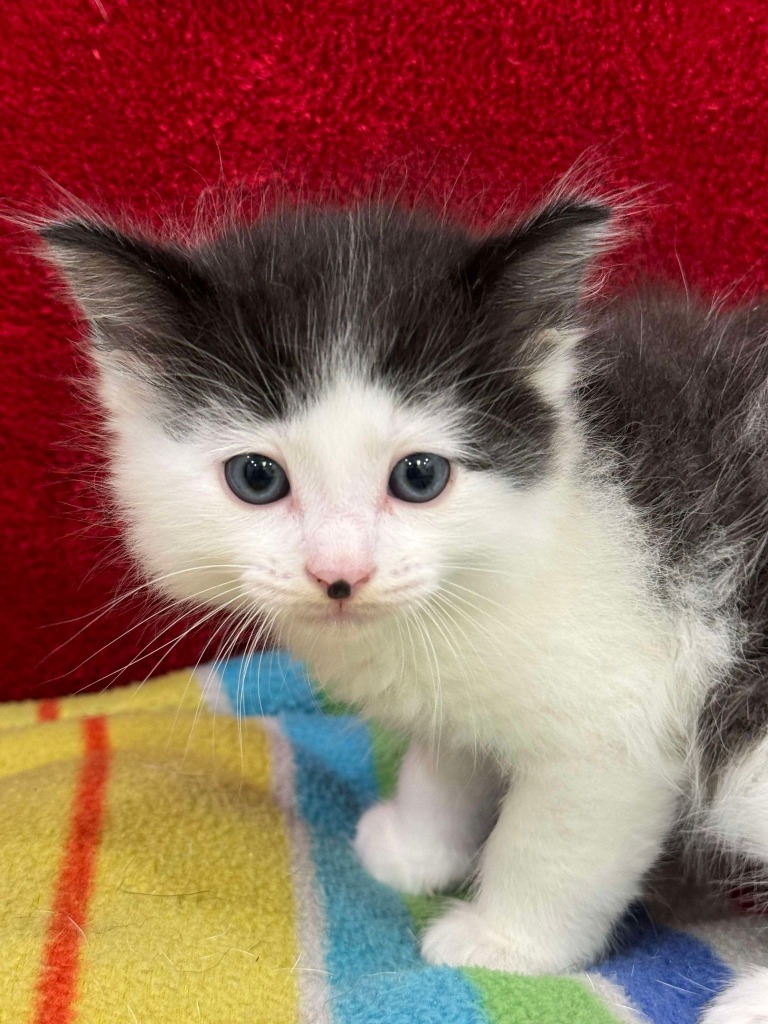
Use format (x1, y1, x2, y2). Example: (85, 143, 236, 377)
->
(37, 219, 219, 423)
(37, 219, 211, 356)
(459, 197, 614, 330)
(457, 197, 615, 406)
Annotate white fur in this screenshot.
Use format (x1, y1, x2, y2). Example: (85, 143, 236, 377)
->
(354, 743, 499, 895)
(700, 969, 768, 1024)
(528, 328, 582, 404)
(706, 732, 768, 862)
(100, 365, 761, 979)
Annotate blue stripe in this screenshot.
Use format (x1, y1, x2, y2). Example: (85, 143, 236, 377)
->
(279, 709, 487, 1023)
(220, 650, 318, 715)
(596, 906, 731, 1023)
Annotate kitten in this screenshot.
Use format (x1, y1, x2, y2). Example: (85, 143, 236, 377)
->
(38, 197, 768, 1022)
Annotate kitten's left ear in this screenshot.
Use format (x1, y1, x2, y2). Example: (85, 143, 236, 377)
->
(459, 198, 614, 404)
(459, 197, 614, 330)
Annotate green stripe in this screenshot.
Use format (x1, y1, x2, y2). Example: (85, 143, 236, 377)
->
(315, 687, 354, 718)
(464, 969, 621, 1024)
(367, 720, 451, 933)
(403, 892, 450, 932)
(368, 721, 409, 797)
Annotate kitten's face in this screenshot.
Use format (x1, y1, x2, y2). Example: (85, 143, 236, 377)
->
(39, 200, 611, 646)
(109, 374, 541, 639)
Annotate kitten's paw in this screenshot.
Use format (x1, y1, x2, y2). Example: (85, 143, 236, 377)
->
(421, 902, 568, 974)
(354, 800, 473, 896)
(699, 969, 768, 1024)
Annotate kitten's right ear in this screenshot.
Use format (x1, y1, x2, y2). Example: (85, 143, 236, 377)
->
(37, 219, 210, 356)
(38, 219, 213, 419)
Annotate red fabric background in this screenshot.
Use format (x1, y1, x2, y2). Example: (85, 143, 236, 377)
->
(1, 1, 767, 699)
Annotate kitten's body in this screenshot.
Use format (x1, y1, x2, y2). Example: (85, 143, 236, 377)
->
(586, 294, 768, 776)
(39, 200, 768, 1022)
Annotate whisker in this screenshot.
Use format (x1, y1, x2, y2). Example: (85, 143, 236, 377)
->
(41, 564, 255, 662)
(67, 588, 248, 696)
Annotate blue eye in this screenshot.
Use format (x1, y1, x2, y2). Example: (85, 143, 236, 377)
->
(388, 453, 450, 503)
(224, 454, 290, 505)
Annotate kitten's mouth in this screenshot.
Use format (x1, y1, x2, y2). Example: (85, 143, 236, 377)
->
(294, 601, 379, 626)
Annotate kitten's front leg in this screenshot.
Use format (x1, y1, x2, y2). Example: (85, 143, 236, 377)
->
(354, 742, 499, 895)
(422, 754, 679, 973)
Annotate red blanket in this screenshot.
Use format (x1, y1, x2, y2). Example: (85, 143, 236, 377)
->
(2, 0, 767, 699)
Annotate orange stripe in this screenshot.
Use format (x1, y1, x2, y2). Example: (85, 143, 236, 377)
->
(37, 700, 60, 723)
(33, 717, 110, 1024)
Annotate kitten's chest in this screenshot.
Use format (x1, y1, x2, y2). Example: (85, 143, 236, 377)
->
(297, 616, 549, 749)
(293, 582, 694, 759)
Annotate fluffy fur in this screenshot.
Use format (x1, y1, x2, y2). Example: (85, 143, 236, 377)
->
(38, 197, 768, 1020)
(700, 968, 768, 1024)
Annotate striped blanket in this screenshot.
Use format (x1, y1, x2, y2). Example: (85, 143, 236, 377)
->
(3, 652, 766, 1024)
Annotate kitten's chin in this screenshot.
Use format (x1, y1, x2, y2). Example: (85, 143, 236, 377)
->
(279, 601, 389, 634)
(294, 605, 379, 627)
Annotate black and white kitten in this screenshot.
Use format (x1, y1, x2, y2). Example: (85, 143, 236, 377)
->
(39, 198, 768, 1023)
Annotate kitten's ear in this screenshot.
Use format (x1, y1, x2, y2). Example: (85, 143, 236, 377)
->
(459, 198, 613, 329)
(37, 219, 210, 355)
(38, 219, 212, 419)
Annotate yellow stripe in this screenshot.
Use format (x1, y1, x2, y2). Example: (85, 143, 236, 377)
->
(0, 671, 204, 780)
(0, 696, 50, 731)
(0, 720, 86, 778)
(74, 710, 301, 1023)
(0, 670, 202, 735)
(0, 753, 79, 1021)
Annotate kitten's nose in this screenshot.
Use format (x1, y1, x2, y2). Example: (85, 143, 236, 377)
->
(307, 565, 373, 599)
(327, 579, 352, 600)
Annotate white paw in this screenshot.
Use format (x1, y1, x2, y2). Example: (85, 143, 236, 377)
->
(699, 969, 768, 1024)
(421, 902, 568, 974)
(353, 800, 474, 896)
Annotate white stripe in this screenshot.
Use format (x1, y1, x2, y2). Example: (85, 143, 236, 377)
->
(263, 717, 334, 1024)
(194, 662, 233, 716)
(576, 972, 649, 1024)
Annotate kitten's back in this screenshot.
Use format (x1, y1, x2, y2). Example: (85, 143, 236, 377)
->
(582, 290, 768, 771)
(582, 290, 768, 560)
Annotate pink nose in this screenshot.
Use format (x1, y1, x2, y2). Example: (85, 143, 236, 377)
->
(306, 565, 374, 599)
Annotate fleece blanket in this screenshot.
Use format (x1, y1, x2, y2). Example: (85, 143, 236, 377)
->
(3, 651, 766, 1024)
(3, 0, 768, 701)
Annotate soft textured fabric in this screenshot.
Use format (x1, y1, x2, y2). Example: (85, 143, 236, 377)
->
(1, 1, 768, 698)
(2, 651, 766, 1023)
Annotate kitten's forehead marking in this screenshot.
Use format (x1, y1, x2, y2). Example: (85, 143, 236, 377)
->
(285, 379, 459, 501)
